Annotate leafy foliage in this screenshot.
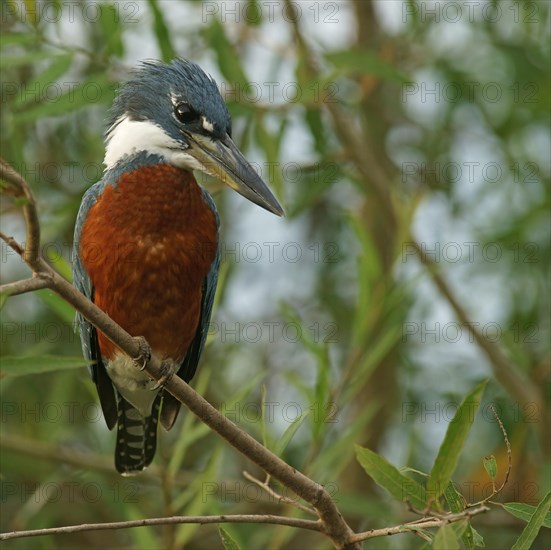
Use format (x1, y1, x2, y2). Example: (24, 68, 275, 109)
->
(1, 1, 549, 549)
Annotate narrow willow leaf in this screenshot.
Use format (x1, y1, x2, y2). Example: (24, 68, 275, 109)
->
(14, 74, 114, 122)
(444, 482, 464, 512)
(0, 51, 54, 69)
(325, 50, 409, 82)
(451, 520, 469, 539)
(355, 445, 427, 509)
(203, 19, 248, 86)
(36, 288, 76, 323)
(0, 291, 9, 310)
(1, 355, 92, 375)
(219, 527, 241, 550)
(483, 455, 497, 480)
(274, 410, 310, 456)
(147, 0, 175, 61)
(444, 482, 482, 549)
(432, 524, 460, 549)
(0, 32, 38, 46)
(427, 380, 487, 501)
(99, 3, 124, 57)
(260, 384, 273, 449)
(471, 527, 485, 547)
(46, 248, 72, 281)
(13, 54, 73, 108)
(511, 492, 551, 550)
(503, 502, 551, 528)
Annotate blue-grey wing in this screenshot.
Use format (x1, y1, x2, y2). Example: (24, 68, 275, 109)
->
(179, 244, 220, 383)
(72, 182, 118, 429)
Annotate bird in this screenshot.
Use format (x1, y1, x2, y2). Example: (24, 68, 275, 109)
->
(72, 58, 283, 475)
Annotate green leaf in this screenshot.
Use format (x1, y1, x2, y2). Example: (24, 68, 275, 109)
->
(444, 482, 464, 512)
(483, 455, 497, 480)
(304, 108, 327, 155)
(244, 0, 262, 26)
(355, 445, 427, 509)
(0, 355, 92, 376)
(14, 74, 115, 123)
(504, 502, 551, 528)
(444, 482, 482, 549)
(36, 288, 75, 323)
(175, 448, 222, 544)
(427, 380, 487, 502)
(274, 409, 310, 456)
(286, 161, 338, 217)
(98, 3, 124, 57)
(147, 0, 175, 61)
(432, 524, 460, 549)
(511, 491, 551, 550)
(45, 248, 72, 281)
(0, 33, 39, 46)
(325, 50, 410, 82)
(13, 54, 73, 109)
(254, 117, 284, 196)
(219, 527, 241, 550)
(451, 520, 469, 540)
(0, 290, 10, 310)
(0, 51, 55, 69)
(471, 527, 485, 547)
(260, 384, 269, 448)
(203, 20, 248, 86)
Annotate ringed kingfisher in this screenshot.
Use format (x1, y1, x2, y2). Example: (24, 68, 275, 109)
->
(72, 58, 283, 475)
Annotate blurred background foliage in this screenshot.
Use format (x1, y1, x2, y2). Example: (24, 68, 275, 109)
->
(0, 0, 549, 548)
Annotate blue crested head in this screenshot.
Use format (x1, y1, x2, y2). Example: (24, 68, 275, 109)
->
(104, 58, 283, 216)
(107, 58, 231, 143)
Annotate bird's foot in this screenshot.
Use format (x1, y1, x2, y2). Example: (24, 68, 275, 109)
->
(132, 336, 152, 371)
(151, 359, 177, 391)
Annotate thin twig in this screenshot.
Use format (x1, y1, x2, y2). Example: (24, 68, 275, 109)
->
(411, 239, 542, 416)
(0, 514, 323, 541)
(0, 160, 40, 265)
(243, 470, 317, 516)
(0, 274, 51, 297)
(0, 231, 24, 255)
(468, 405, 513, 508)
(350, 505, 490, 543)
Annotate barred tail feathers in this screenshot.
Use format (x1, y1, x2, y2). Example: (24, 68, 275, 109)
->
(115, 392, 161, 475)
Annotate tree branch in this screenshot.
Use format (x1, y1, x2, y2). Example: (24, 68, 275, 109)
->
(1, 159, 40, 265)
(411, 239, 543, 415)
(350, 505, 490, 543)
(0, 158, 360, 549)
(0, 274, 51, 297)
(243, 470, 317, 516)
(0, 514, 323, 541)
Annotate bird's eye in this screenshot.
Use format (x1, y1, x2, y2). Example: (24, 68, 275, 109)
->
(174, 103, 200, 124)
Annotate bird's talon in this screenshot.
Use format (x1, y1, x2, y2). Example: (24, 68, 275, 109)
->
(132, 336, 152, 371)
(151, 359, 177, 391)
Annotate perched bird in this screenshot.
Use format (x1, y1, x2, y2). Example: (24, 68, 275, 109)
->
(72, 58, 283, 475)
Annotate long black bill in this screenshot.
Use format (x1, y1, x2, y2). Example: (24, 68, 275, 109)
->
(185, 133, 284, 216)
